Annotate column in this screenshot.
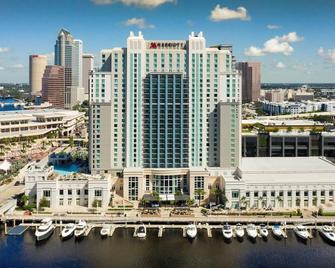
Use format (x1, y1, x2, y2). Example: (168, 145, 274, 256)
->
(275, 190, 279, 208)
(317, 190, 321, 207)
(300, 190, 304, 208)
(325, 190, 330, 204)
(308, 190, 313, 208)
(266, 190, 271, 208)
(292, 190, 296, 208)
(250, 191, 255, 208)
(283, 190, 288, 209)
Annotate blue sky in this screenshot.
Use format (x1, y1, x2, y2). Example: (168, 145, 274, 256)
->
(1, 0, 335, 83)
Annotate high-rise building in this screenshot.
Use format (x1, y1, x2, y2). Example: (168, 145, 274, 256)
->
(54, 28, 84, 109)
(82, 54, 94, 96)
(42, 65, 65, 108)
(89, 32, 241, 201)
(29, 55, 47, 96)
(236, 62, 260, 103)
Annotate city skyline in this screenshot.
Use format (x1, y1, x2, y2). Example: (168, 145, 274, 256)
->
(1, 0, 335, 83)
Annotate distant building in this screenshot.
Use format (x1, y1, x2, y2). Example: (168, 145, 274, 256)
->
(236, 62, 261, 103)
(82, 54, 94, 96)
(29, 55, 47, 96)
(264, 89, 285, 102)
(54, 28, 85, 109)
(42, 65, 65, 108)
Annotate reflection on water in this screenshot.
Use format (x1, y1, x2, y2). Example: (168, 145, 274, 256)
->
(1, 226, 335, 268)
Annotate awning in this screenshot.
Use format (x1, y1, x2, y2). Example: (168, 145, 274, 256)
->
(0, 159, 11, 171)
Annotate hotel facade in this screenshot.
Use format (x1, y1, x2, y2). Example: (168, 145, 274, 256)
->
(89, 32, 242, 202)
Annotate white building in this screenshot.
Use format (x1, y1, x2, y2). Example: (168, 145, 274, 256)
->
(225, 157, 335, 209)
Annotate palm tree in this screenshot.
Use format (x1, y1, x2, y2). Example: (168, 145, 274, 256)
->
(195, 188, 205, 206)
(239, 196, 247, 209)
(211, 187, 222, 204)
(313, 197, 318, 206)
(276, 196, 283, 208)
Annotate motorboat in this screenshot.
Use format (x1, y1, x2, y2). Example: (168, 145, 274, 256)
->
(222, 224, 233, 240)
(61, 223, 76, 239)
(259, 224, 269, 238)
(272, 224, 284, 238)
(234, 223, 245, 239)
(135, 224, 147, 239)
(35, 218, 55, 241)
(246, 224, 258, 239)
(74, 220, 88, 238)
(319, 225, 335, 243)
(100, 228, 109, 237)
(186, 223, 197, 239)
(294, 225, 310, 240)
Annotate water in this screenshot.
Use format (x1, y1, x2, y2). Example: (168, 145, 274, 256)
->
(1, 227, 335, 268)
(53, 163, 81, 176)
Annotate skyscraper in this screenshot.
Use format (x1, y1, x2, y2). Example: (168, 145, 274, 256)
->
(82, 54, 94, 96)
(29, 55, 47, 96)
(89, 32, 241, 202)
(54, 28, 84, 109)
(236, 62, 261, 103)
(42, 65, 65, 108)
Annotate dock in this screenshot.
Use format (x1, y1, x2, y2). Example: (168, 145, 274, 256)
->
(7, 224, 29, 236)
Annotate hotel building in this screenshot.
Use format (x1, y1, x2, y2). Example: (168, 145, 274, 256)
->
(89, 32, 242, 202)
(29, 55, 47, 97)
(42, 65, 65, 108)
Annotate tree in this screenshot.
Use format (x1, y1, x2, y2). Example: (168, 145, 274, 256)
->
(313, 197, 318, 206)
(39, 197, 50, 208)
(211, 188, 222, 204)
(92, 199, 101, 209)
(186, 198, 195, 207)
(69, 136, 74, 148)
(239, 196, 247, 209)
(195, 188, 205, 206)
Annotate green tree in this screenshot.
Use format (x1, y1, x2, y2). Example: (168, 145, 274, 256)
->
(39, 197, 50, 208)
(195, 188, 205, 206)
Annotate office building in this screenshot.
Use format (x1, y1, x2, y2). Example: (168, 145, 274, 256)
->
(42, 65, 65, 108)
(29, 55, 47, 96)
(89, 32, 242, 202)
(264, 89, 285, 102)
(236, 62, 261, 103)
(82, 54, 94, 95)
(54, 28, 84, 109)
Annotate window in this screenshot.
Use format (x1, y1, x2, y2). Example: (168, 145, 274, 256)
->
(232, 191, 239, 199)
(68, 189, 72, 195)
(77, 189, 81, 195)
(59, 198, 63, 206)
(128, 177, 138, 201)
(59, 189, 63, 195)
(95, 190, 102, 197)
(43, 190, 50, 197)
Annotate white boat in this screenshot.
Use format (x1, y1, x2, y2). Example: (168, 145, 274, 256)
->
(186, 223, 197, 239)
(259, 224, 269, 238)
(272, 224, 284, 238)
(74, 220, 87, 238)
(222, 224, 233, 240)
(319, 225, 335, 243)
(100, 226, 109, 237)
(235, 223, 245, 239)
(294, 225, 310, 240)
(135, 224, 147, 239)
(35, 218, 55, 241)
(61, 223, 76, 239)
(246, 224, 258, 239)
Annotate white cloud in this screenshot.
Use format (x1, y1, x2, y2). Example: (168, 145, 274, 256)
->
(0, 47, 9, 53)
(0, 66, 4, 71)
(244, 32, 303, 56)
(11, 64, 24, 69)
(91, 0, 174, 8)
(318, 47, 335, 63)
(209, 5, 250, 21)
(267, 24, 281, 30)
(124, 17, 155, 29)
(276, 61, 285, 69)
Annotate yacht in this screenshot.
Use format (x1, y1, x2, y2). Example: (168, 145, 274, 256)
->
(135, 224, 147, 239)
(100, 225, 110, 238)
(294, 225, 310, 240)
(319, 225, 335, 243)
(222, 224, 233, 240)
(272, 224, 284, 238)
(35, 218, 55, 241)
(186, 223, 197, 239)
(61, 223, 76, 240)
(74, 220, 88, 238)
(259, 224, 269, 238)
(234, 223, 245, 239)
(246, 224, 258, 239)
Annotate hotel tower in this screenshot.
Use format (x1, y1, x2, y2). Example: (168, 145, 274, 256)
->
(89, 32, 241, 202)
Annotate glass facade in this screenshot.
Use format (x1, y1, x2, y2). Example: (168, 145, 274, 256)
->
(152, 175, 186, 195)
(143, 73, 189, 168)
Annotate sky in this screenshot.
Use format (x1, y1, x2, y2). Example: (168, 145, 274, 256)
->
(1, 0, 335, 83)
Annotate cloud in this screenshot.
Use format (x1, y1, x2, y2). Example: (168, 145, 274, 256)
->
(11, 64, 24, 69)
(0, 66, 4, 71)
(186, 19, 194, 26)
(0, 47, 9, 53)
(244, 32, 303, 56)
(318, 47, 335, 63)
(276, 61, 285, 69)
(124, 17, 155, 29)
(91, 0, 174, 8)
(267, 24, 281, 30)
(209, 5, 250, 21)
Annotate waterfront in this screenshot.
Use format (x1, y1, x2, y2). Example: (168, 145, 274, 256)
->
(1, 226, 335, 268)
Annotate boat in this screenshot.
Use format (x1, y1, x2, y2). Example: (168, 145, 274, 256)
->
(135, 224, 147, 239)
(35, 218, 55, 241)
(74, 220, 88, 238)
(222, 224, 233, 240)
(186, 223, 197, 239)
(259, 224, 269, 238)
(294, 225, 310, 240)
(319, 225, 335, 243)
(235, 223, 245, 239)
(61, 223, 76, 239)
(272, 224, 284, 238)
(246, 224, 258, 239)
(100, 228, 109, 237)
